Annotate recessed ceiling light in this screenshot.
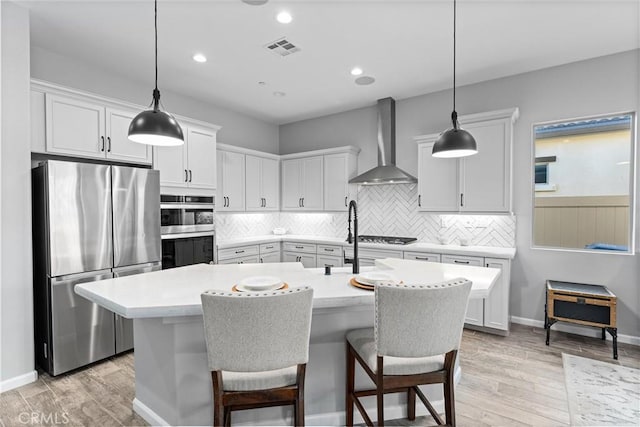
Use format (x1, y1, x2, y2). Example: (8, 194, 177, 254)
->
(242, 0, 268, 5)
(276, 11, 292, 24)
(355, 76, 375, 86)
(273, 91, 286, 97)
(350, 67, 363, 76)
(192, 53, 207, 63)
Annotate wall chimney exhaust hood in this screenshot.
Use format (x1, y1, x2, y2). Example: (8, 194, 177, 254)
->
(349, 97, 417, 185)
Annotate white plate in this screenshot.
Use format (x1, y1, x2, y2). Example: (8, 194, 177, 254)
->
(355, 271, 399, 286)
(238, 275, 282, 291)
(236, 283, 285, 292)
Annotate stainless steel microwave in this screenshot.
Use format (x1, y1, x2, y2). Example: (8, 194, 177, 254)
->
(160, 195, 214, 235)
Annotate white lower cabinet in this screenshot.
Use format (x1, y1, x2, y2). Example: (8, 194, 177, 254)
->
(259, 242, 281, 263)
(484, 257, 510, 330)
(317, 255, 343, 268)
(441, 255, 485, 327)
(217, 245, 259, 264)
(283, 252, 317, 268)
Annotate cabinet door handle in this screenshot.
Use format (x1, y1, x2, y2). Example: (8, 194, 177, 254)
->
(100, 136, 105, 152)
(460, 193, 464, 207)
(299, 198, 302, 207)
(453, 260, 470, 264)
(418, 194, 421, 207)
(302, 197, 304, 207)
(185, 170, 188, 182)
(345, 196, 348, 207)
(260, 258, 263, 263)
(235, 250, 245, 254)
(107, 136, 111, 152)
(189, 170, 192, 182)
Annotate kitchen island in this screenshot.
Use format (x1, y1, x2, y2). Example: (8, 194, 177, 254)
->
(75, 259, 501, 426)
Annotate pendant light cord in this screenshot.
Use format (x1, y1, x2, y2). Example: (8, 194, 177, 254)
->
(152, 0, 160, 110)
(451, 0, 458, 129)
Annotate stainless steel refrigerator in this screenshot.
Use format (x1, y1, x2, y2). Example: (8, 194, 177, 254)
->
(32, 160, 161, 375)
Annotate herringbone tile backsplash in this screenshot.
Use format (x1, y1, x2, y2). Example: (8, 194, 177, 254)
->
(216, 185, 515, 247)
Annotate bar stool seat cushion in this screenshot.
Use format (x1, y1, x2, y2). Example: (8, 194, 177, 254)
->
(346, 328, 444, 376)
(222, 366, 298, 391)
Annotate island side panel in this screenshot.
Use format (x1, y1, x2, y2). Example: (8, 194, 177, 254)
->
(132, 307, 446, 426)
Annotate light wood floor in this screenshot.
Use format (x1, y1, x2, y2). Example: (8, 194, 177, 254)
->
(1, 324, 638, 427)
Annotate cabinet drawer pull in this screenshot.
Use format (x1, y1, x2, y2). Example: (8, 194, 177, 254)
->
(235, 250, 245, 254)
(100, 136, 105, 152)
(453, 260, 470, 264)
(415, 256, 430, 261)
(324, 248, 334, 252)
(295, 246, 304, 249)
(265, 245, 273, 249)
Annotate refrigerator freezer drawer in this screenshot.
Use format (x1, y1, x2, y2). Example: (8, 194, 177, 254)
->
(50, 270, 115, 375)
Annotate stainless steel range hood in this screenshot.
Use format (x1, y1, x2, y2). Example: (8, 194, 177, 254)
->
(349, 97, 417, 185)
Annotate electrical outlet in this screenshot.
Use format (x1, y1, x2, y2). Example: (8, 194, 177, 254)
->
(462, 217, 475, 228)
(475, 216, 490, 228)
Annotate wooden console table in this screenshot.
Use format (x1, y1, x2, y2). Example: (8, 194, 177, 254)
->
(545, 280, 618, 359)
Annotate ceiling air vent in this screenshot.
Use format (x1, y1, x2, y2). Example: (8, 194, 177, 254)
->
(264, 37, 301, 57)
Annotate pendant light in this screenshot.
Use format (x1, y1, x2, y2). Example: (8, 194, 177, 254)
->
(432, 0, 477, 158)
(128, 0, 184, 146)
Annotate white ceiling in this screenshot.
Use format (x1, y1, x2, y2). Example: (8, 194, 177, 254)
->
(23, 0, 640, 124)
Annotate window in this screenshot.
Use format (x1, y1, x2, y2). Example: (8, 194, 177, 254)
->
(532, 113, 635, 252)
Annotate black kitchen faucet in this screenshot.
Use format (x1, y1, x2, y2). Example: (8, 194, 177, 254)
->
(347, 200, 359, 274)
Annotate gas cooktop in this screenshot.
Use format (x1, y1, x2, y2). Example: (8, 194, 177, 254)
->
(355, 235, 417, 245)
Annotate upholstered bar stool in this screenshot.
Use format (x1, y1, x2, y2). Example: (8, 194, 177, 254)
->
(345, 279, 472, 427)
(200, 286, 314, 427)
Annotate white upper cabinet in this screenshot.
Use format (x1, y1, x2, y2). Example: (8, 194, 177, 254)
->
(155, 123, 218, 192)
(45, 94, 106, 159)
(245, 154, 279, 211)
(43, 92, 152, 164)
(282, 156, 323, 210)
(415, 108, 518, 213)
(281, 146, 359, 211)
(417, 140, 459, 212)
(186, 126, 217, 190)
(105, 107, 152, 164)
(217, 150, 245, 211)
(323, 151, 358, 211)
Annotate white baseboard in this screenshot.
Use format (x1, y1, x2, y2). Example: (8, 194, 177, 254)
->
(510, 316, 640, 346)
(0, 370, 38, 393)
(132, 398, 170, 426)
(133, 396, 445, 426)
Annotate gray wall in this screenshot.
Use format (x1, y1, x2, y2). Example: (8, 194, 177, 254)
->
(280, 50, 640, 337)
(31, 46, 279, 154)
(1, 1, 34, 386)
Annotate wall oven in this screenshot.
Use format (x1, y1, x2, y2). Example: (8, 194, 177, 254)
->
(161, 195, 215, 269)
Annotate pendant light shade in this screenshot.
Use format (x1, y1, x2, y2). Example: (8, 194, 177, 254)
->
(128, 0, 184, 147)
(433, 0, 477, 158)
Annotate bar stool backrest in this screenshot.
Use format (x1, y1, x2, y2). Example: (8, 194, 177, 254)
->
(201, 287, 314, 372)
(375, 279, 472, 358)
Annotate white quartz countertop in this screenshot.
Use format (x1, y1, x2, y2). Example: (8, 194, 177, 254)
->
(216, 234, 516, 259)
(75, 259, 501, 319)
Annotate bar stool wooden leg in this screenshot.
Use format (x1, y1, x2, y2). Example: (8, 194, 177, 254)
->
(212, 371, 225, 427)
(407, 386, 416, 421)
(376, 356, 384, 427)
(346, 343, 355, 427)
(296, 364, 306, 427)
(443, 351, 457, 427)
